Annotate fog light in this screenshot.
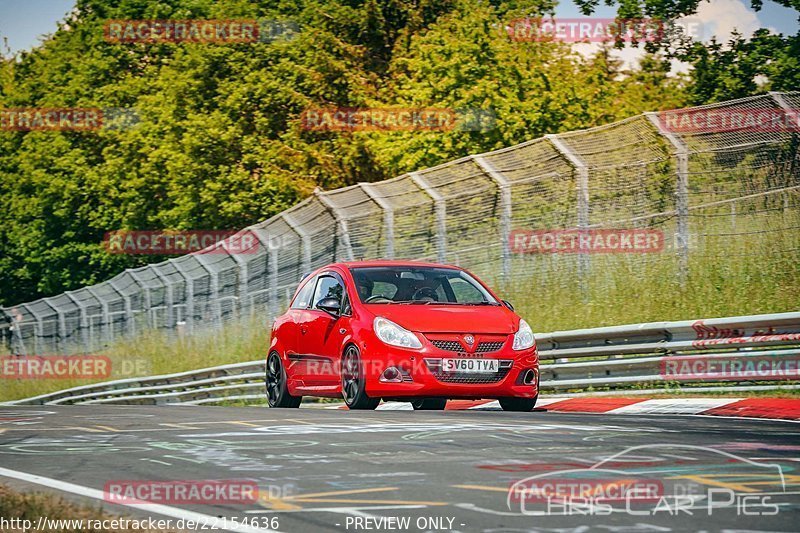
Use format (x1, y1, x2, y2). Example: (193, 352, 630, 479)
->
(380, 366, 402, 383)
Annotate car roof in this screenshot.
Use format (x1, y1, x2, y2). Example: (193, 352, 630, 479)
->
(301, 261, 469, 283)
(335, 259, 464, 270)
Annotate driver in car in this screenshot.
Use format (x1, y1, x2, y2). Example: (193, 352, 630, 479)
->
(404, 280, 439, 302)
(357, 279, 374, 302)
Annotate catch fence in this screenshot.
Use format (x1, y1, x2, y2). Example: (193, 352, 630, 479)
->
(2, 92, 798, 355)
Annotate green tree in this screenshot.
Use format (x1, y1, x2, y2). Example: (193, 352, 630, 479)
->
(0, 0, 693, 306)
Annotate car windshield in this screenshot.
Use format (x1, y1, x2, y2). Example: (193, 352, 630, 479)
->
(350, 266, 499, 305)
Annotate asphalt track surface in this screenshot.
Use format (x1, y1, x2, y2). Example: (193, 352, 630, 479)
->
(0, 404, 799, 533)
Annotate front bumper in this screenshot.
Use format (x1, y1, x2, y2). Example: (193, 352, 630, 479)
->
(362, 344, 539, 400)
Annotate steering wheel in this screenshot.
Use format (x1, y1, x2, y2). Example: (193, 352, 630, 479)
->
(411, 287, 438, 302)
(366, 295, 392, 303)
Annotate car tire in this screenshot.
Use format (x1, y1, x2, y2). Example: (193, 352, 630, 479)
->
(411, 398, 447, 410)
(266, 352, 302, 408)
(341, 345, 380, 410)
(499, 395, 538, 412)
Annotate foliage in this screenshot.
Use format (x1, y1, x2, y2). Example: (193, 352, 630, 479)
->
(681, 29, 800, 103)
(0, 0, 758, 307)
(573, 0, 800, 103)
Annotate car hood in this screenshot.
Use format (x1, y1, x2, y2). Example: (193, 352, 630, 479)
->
(367, 305, 519, 334)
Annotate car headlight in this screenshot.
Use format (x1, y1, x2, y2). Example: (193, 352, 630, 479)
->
(374, 317, 422, 349)
(512, 319, 535, 350)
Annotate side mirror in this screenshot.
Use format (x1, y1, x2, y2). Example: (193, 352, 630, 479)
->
(317, 297, 341, 316)
(502, 300, 514, 311)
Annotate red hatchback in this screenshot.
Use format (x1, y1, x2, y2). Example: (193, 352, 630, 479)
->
(266, 261, 539, 411)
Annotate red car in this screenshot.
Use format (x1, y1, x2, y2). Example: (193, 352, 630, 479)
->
(266, 261, 539, 411)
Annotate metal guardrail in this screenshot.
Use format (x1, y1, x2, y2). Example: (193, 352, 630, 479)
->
(5, 311, 799, 406)
(4, 361, 264, 406)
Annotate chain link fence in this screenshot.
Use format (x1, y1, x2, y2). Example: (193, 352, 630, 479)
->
(2, 92, 799, 355)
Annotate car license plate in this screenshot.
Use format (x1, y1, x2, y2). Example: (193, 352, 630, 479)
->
(442, 358, 499, 373)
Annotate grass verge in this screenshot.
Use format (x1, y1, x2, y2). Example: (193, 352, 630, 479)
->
(0, 484, 184, 532)
(2, 208, 797, 403)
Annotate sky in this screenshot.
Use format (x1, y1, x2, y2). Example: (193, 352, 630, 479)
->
(0, 0, 797, 54)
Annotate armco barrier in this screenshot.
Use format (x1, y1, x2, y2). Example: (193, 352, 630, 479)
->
(4, 311, 799, 406)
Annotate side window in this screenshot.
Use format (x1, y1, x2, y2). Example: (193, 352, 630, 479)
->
(450, 277, 485, 303)
(290, 277, 316, 309)
(313, 276, 344, 309)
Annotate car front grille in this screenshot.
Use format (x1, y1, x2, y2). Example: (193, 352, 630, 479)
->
(430, 339, 507, 354)
(476, 341, 505, 353)
(424, 358, 513, 384)
(431, 340, 462, 352)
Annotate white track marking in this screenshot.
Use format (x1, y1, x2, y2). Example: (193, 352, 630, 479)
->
(297, 396, 798, 421)
(0, 467, 279, 533)
(607, 398, 743, 415)
(692, 413, 800, 424)
(376, 402, 413, 411)
(468, 400, 499, 409)
(467, 398, 567, 410)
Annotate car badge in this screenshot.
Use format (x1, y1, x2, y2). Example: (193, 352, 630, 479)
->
(464, 334, 475, 346)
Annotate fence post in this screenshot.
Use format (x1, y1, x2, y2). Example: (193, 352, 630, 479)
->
(108, 279, 134, 339)
(85, 287, 109, 349)
(64, 291, 89, 353)
(315, 189, 355, 261)
(770, 91, 792, 113)
(185, 276, 195, 335)
(360, 182, 395, 258)
(282, 213, 312, 275)
(127, 270, 151, 331)
(193, 253, 221, 326)
(473, 155, 512, 281)
(169, 260, 194, 335)
(770, 92, 796, 192)
(409, 171, 447, 263)
(269, 248, 280, 320)
(0, 308, 9, 354)
(546, 134, 590, 296)
(644, 112, 690, 284)
(228, 227, 266, 318)
(236, 258, 249, 318)
(42, 297, 67, 353)
(150, 265, 174, 329)
(28, 299, 58, 354)
(13, 305, 32, 355)
(245, 226, 284, 317)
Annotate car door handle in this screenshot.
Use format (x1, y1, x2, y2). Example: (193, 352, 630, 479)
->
(300, 326, 308, 335)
